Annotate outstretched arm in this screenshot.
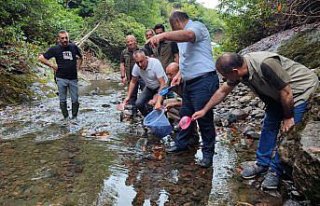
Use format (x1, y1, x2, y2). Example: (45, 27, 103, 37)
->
(192, 82, 234, 120)
(123, 76, 138, 105)
(154, 77, 168, 110)
(147, 30, 195, 48)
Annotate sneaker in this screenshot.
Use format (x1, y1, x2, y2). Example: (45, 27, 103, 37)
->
(165, 143, 188, 153)
(241, 164, 268, 179)
(161, 135, 174, 147)
(197, 157, 213, 168)
(261, 170, 280, 190)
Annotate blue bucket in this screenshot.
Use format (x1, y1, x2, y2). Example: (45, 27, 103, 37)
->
(143, 109, 172, 138)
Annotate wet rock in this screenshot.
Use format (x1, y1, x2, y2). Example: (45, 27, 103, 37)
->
(282, 199, 303, 206)
(40, 160, 47, 164)
(243, 126, 260, 140)
(227, 113, 237, 124)
(214, 114, 223, 126)
(243, 106, 253, 114)
(249, 97, 261, 107)
(181, 188, 188, 195)
(239, 96, 253, 104)
(230, 109, 248, 121)
(250, 109, 265, 118)
(101, 104, 110, 108)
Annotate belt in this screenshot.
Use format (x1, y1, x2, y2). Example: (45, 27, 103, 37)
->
(185, 71, 216, 85)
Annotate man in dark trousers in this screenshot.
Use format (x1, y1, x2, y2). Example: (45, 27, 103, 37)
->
(39, 30, 83, 119)
(148, 11, 220, 168)
(123, 50, 168, 116)
(120, 35, 145, 116)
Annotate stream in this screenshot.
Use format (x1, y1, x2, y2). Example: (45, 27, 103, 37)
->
(0, 79, 283, 206)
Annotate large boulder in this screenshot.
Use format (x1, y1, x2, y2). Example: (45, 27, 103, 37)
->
(279, 94, 320, 204)
(293, 121, 320, 203)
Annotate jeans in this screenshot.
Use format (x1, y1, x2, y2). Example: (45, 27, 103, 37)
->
(175, 72, 219, 159)
(257, 101, 308, 175)
(136, 86, 158, 116)
(56, 77, 78, 103)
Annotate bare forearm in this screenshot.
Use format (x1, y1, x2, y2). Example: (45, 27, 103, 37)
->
(203, 83, 233, 112)
(127, 81, 137, 98)
(120, 64, 126, 77)
(280, 85, 294, 118)
(77, 58, 83, 70)
(161, 30, 195, 43)
(155, 79, 167, 104)
(38, 55, 55, 69)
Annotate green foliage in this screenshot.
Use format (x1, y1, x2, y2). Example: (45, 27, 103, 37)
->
(113, 0, 165, 28)
(218, 0, 320, 51)
(87, 13, 146, 60)
(57, 0, 102, 17)
(0, 0, 83, 44)
(106, 14, 146, 44)
(218, 0, 275, 51)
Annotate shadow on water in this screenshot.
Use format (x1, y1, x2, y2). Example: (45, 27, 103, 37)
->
(0, 79, 283, 205)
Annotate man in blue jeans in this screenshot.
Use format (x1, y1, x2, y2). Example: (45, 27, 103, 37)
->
(148, 11, 220, 168)
(39, 30, 83, 119)
(192, 52, 319, 189)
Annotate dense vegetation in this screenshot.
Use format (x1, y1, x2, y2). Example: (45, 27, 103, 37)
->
(219, 0, 320, 51)
(0, 0, 319, 105)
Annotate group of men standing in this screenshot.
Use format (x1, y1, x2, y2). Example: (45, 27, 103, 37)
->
(119, 10, 319, 191)
(39, 10, 319, 191)
(121, 12, 220, 169)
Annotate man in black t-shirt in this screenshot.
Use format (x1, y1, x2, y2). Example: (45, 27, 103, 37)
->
(39, 30, 83, 119)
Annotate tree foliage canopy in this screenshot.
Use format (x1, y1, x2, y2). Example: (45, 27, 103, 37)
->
(0, 0, 83, 44)
(218, 0, 320, 51)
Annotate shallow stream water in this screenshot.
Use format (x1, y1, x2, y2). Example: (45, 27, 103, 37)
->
(0, 79, 282, 205)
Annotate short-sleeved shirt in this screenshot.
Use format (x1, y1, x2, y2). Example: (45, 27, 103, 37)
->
(43, 43, 82, 80)
(154, 41, 179, 70)
(132, 57, 168, 90)
(227, 52, 319, 106)
(144, 43, 156, 57)
(120, 47, 139, 81)
(178, 20, 215, 81)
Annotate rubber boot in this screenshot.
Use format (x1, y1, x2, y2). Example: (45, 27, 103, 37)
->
(72, 102, 79, 119)
(60, 102, 69, 119)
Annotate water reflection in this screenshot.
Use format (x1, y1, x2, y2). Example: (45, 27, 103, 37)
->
(0, 79, 284, 205)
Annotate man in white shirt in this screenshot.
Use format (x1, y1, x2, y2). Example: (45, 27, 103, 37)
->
(123, 50, 168, 116)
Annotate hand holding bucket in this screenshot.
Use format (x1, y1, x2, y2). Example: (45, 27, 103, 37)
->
(159, 86, 176, 96)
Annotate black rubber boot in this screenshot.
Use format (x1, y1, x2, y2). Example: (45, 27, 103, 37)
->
(60, 102, 69, 119)
(72, 102, 79, 119)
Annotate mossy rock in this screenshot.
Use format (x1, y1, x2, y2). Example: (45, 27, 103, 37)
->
(278, 28, 320, 70)
(0, 72, 35, 105)
(279, 93, 320, 203)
